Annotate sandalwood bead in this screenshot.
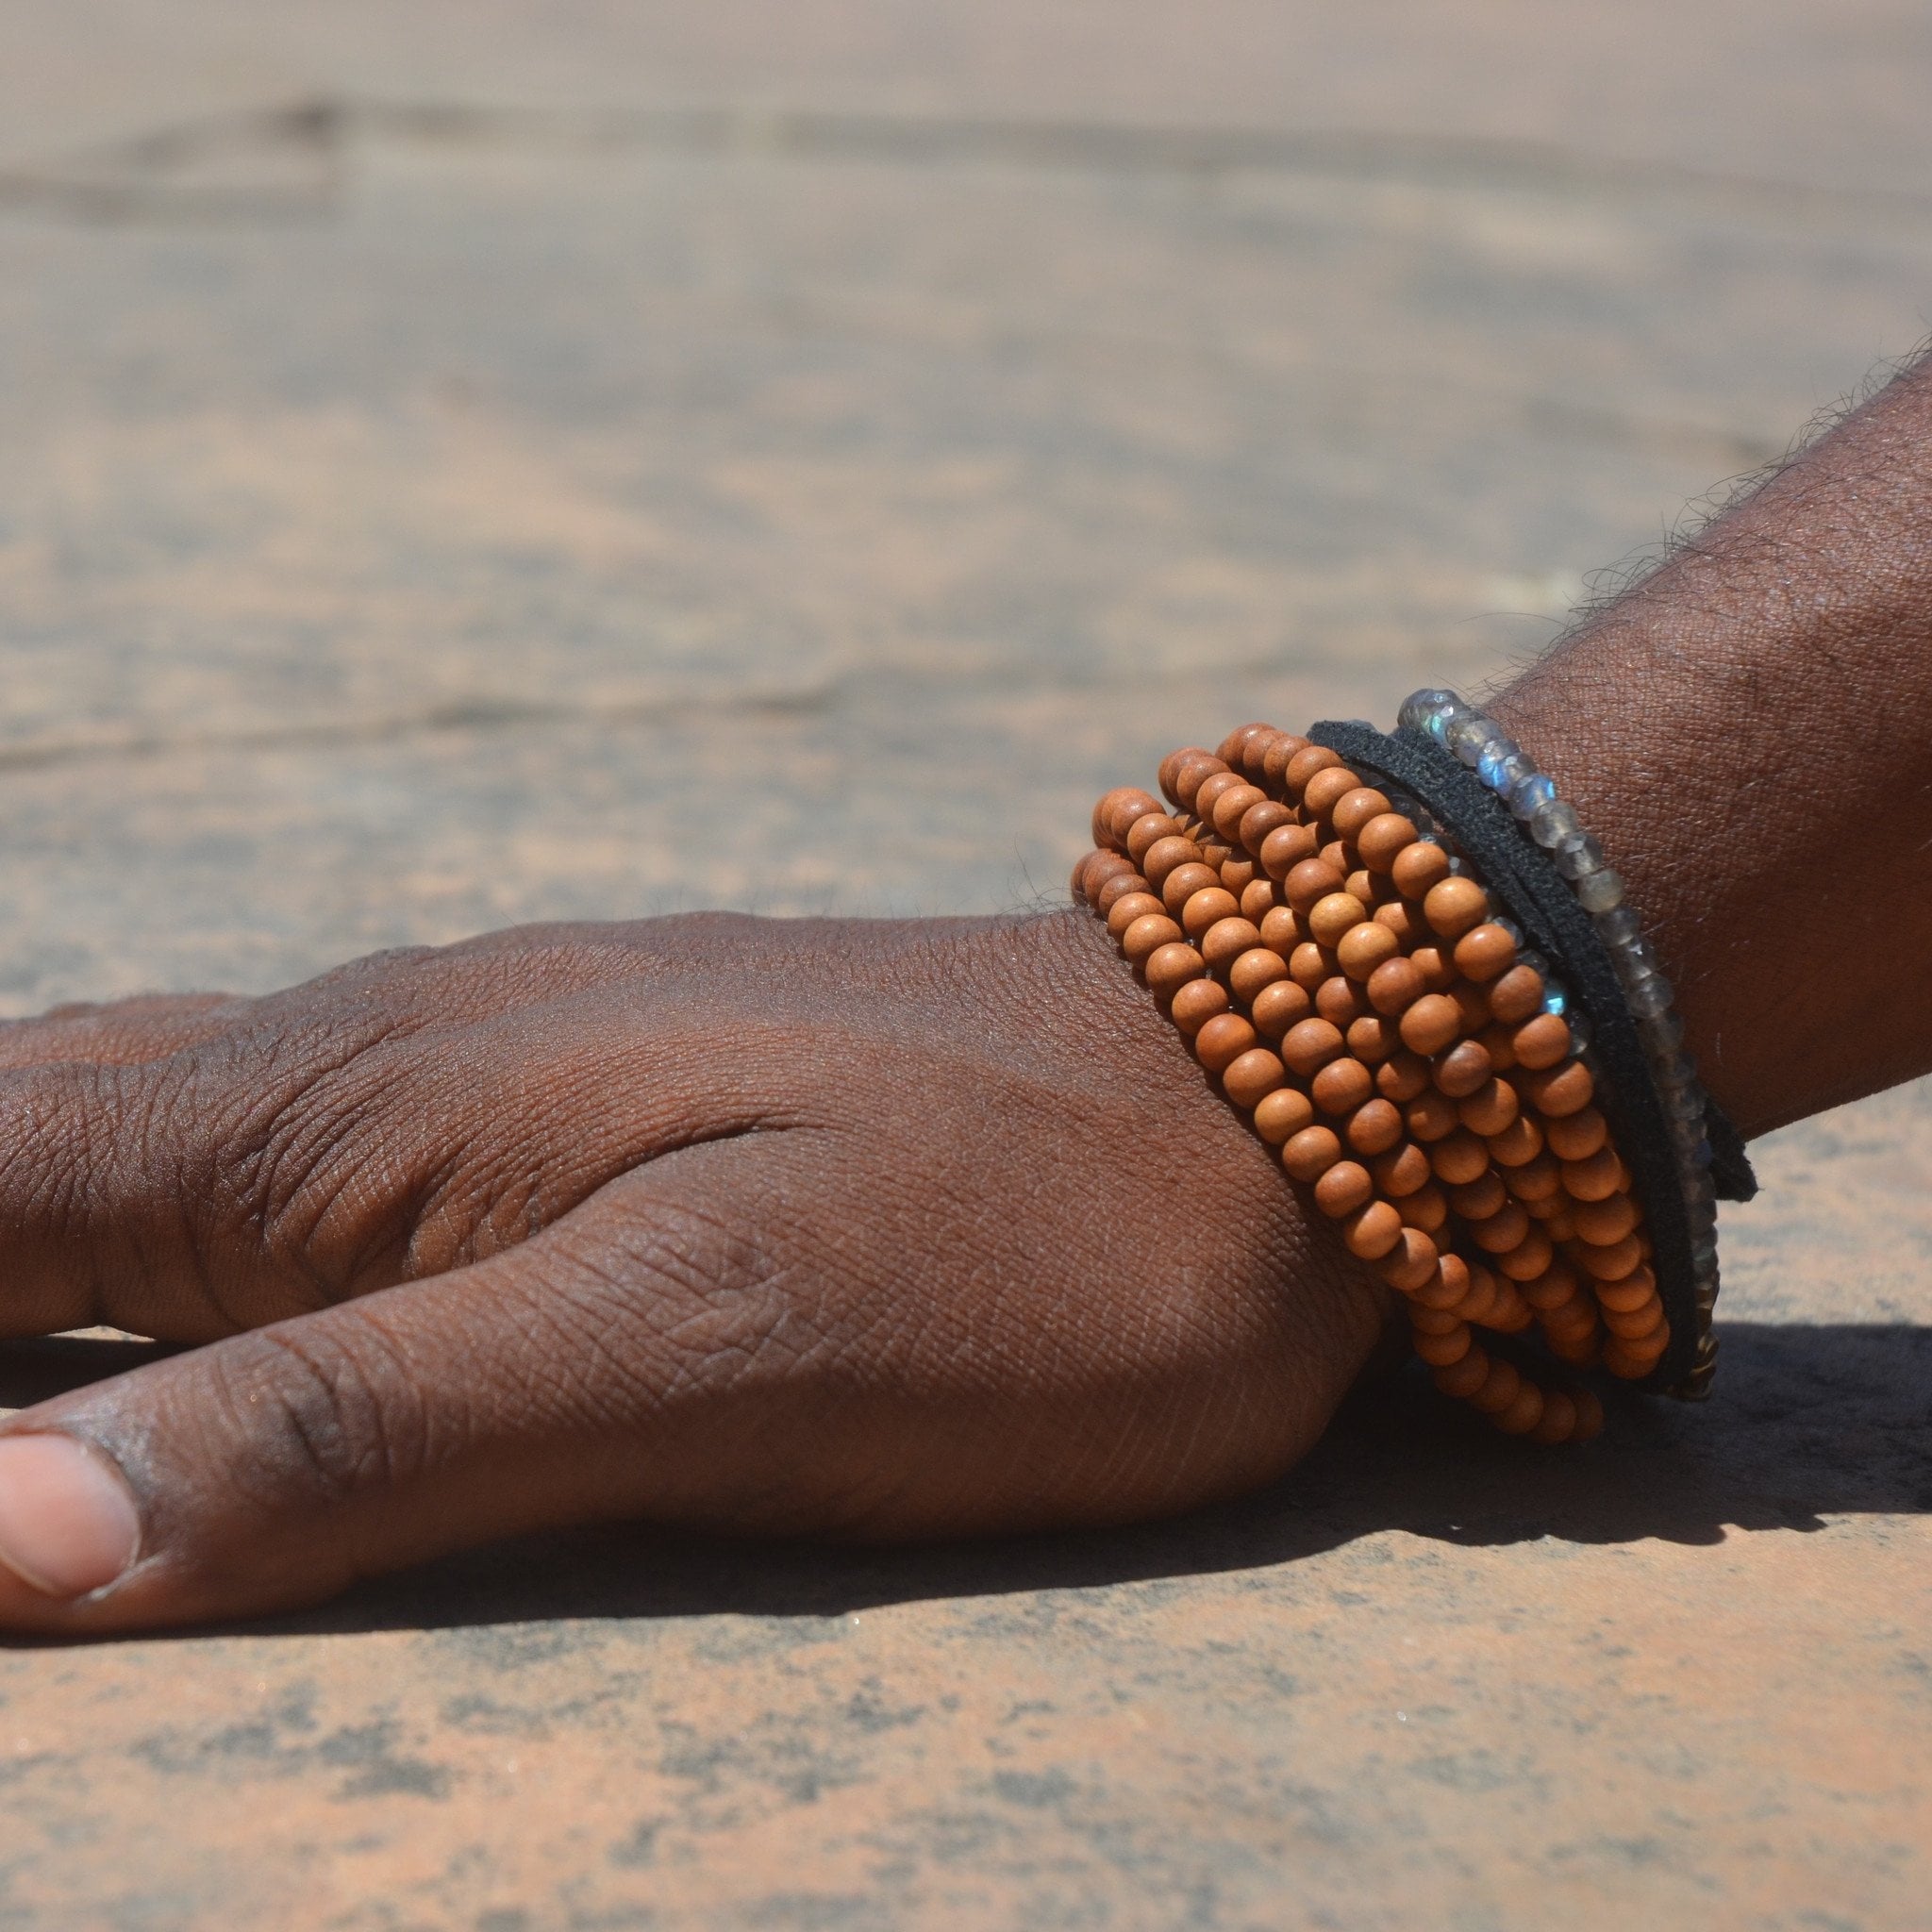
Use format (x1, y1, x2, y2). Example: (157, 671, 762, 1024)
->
(1282, 1124, 1344, 1182)
(1345, 869, 1378, 908)
(1524, 1059, 1594, 1118)
(1529, 1391, 1578, 1445)
(1251, 978, 1312, 1041)
(1602, 1299, 1666, 1341)
(1162, 862, 1223, 917)
(1259, 905, 1300, 954)
(1145, 941, 1208, 1000)
(1572, 1391, 1607, 1441)
(1346, 1015, 1398, 1063)
(1122, 911, 1183, 964)
(1357, 812, 1420, 873)
(1210, 783, 1269, 841)
(1411, 944, 1457, 992)
(1487, 963, 1545, 1024)
(1412, 1323, 1473, 1367)
(1433, 1344, 1491, 1400)
(1222, 1046, 1287, 1110)
(1302, 766, 1360, 819)
(1079, 850, 1135, 900)
(1546, 1107, 1608, 1161)
(1491, 1383, 1546, 1437)
(1290, 942, 1333, 991)
(1181, 885, 1241, 939)
(1424, 875, 1490, 939)
(1202, 916, 1264, 971)
(1496, 1224, 1555, 1281)
(1192, 769, 1247, 824)
(1253, 1086, 1316, 1145)
(1511, 1013, 1572, 1071)
(1391, 840, 1451, 900)
(1314, 1159, 1374, 1219)
(1193, 1011, 1257, 1074)
(1400, 1184, 1447, 1234)
(1169, 977, 1229, 1037)
(1307, 891, 1368, 948)
(1459, 1076, 1521, 1137)
(1125, 811, 1182, 862)
(1219, 857, 1257, 896)
(1561, 1145, 1626, 1202)
(1379, 1228, 1440, 1293)
(1238, 798, 1295, 854)
(1262, 733, 1309, 786)
(1375, 1051, 1431, 1103)
(1469, 1357, 1523, 1415)
(1543, 1208, 1578, 1243)
(1285, 744, 1342, 796)
(1412, 1252, 1471, 1309)
(1399, 993, 1462, 1057)
(1471, 1202, 1530, 1254)
(1216, 722, 1274, 767)
(1320, 788, 1384, 840)
(1095, 869, 1152, 916)
(1604, 1341, 1666, 1381)
(1449, 983, 1491, 1036)
(1345, 1097, 1404, 1156)
(1230, 946, 1290, 1004)
(1337, 919, 1399, 981)
(1427, 1130, 1488, 1188)
(1093, 787, 1160, 850)
(1164, 752, 1223, 809)
(1366, 957, 1424, 1016)
(1521, 1261, 1581, 1309)
(1410, 1303, 1463, 1338)
(1282, 858, 1343, 915)
(1343, 1200, 1405, 1260)
(1105, 892, 1164, 941)
(1259, 823, 1319, 880)
(1315, 975, 1364, 1026)
(1433, 1039, 1494, 1098)
(1140, 835, 1203, 891)
(1573, 1191, 1640, 1247)
(1373, 1141, 1432, 1198)
(1282, 1016, 1346, 1076)
(1405, 1090, 1459, 1142)
(1453, 923, 1517, 983)
(1594, 1265, 1657, 1313)
(1374, 898, 1424, 945)
(1476, 1022, 1518, 1072)
(1312, 1057, 1374, 1116)
(1158, 747, 1213, 803)
(1510, 1153, 1562, 1200)
(1233, 877, 1273, 924)
(1574, 1234, 1643, 1281)
(1448, 1171, 1507, 1221)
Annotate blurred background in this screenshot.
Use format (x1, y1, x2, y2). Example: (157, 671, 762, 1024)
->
(5, 8, 1932, 1928)
(5, 2, 1930, 1004)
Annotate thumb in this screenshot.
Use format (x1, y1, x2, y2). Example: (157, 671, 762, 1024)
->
(0, 1163, 790, 1634)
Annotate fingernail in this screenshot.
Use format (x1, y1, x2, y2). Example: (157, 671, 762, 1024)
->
(0, 1434, 142, 1599)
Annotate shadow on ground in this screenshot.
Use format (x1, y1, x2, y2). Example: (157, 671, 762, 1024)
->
(2, 1322, 1926, 1641)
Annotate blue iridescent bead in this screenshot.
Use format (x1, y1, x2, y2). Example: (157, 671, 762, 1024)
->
(1398, 689, 1460, 735)
(1445, 715, 1491, 765)
(1541, 986, 1568, 1018)
(1476, 743, 1515, 790)
(1507, 773, 1557, 820)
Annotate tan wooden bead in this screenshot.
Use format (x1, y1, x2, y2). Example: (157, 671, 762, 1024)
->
(1284, 858, 1345, 915)
(1282, 1124, 1344, 1182)
(1337, 919, 1399, 981)
(1192, 1011, 1257, 1074)
(1259, 822, 1319, 881)
(1302, 766, 1360, 818)
(1604, 1338, 1668, 1379)
(1374, 898, 1424, 945)
(1400, 1184, 1448, 1234)
(1570, 1390, 1606, 1441)
(1216, 722, 1274, 766)
(1238, 798, 1296, 854)
(1122, 911, 1184, 964)
(1511, 1012, 1572, 1071)
(1211, 782, 1269, 841)
(1541, 1299, 1598, 1343)
(1524, 1059, 1594, 1118)
(1140, 834, 1204, 891)
(1222, 1046, 1288, 1110)
(1510, 1153, 1563, 1201)
(1491, 1382, 1546, 1436)
(1319, 838, 1351, 874)
(1221, 857, 1258, 894)
(1573, 1191, 1640, 1247)
(1094, 869, 1152, 917)
(1375, 1051, 1432, 1103)
(1391, 841, 1451, 900)
(1404, 1090, 1459, 1142)
(1281, 1015, 1347, 1076)
(1315, 1160, 1374, 1220)
(1312, 1057, 1374, 1116)
(1560, 1145, 1626, 1202)
(1602, 1298, 1666, 1341)
(1285, 744, 1343, 796)
(1346, 1015, 1398, 1064)
(1158, 746, 1215, 802)
(1160, 750, 1220, 808)
(1430, 1129, 1491, 1185)
(1486, 962, 1546, 1024)
(1521, 1260, 1582, 1309)
(1079, 850, 1135, 899)
(1471, 1202, 1531, 1255)
(1180, 885, 1240, 939)
(1251, 978, 1313, 1041)
(1496, 1224, 1555, 1281)
(1161, 861, 1223, 917)
(1365, 956, 1424, 1016)
(1192, 770, 1248, 824)
(1202, 916, 1265, 972)
(1344, 870, 1376, 908)
(1475, 1022, 1519, 1073)
(1093, 787, 1160, 850)
(1343, 1199, 1406, 1260)
(1448, 1171, 1507, 1220)
(1594, 1264, 1657, 1313)
(1409, 1302, 1463, 1337)
(1239, 877, 1278, 924)
(1545, 1107, 1608, 1161)
(1328, 787, 1391, 839)
(1433, 1038, 1494, 1098)
(1144, 941, 1208, 1001)
(1410, 1253, 1471, 1309)
(1412, 1323, 1473, 1367)
(1379, 1227, 1441, 1293)
(1307, 891, 1368, 948)
(1399, 992, 1462, 1056)
(1357, 811, 1420, 874)
(1574, 1233, 1643, 1281)
(1432, 1343, 1491, 1400)
(1457, 1074, 1520, 1136)
(1450, 981, 1491, 1034)
(1125, 811, 1182, 862)
(1543, 1208, 1578, 1243)
(1452, 922, 1518, 983)
(1372, 1141, 1432, 1198)
(1529, 1391, 1578, 1445)
(1169, 977, 1229, 1038)
(1230, 945, 1290, 1004)
(1258, 905, 1300, 955)
(1411, 943, 1457, 992)
(1253, 1086, 1316, 1146)
(1490, 1114, 1548, 1171)
(1468, 1357, 1524, 1416)
(1315, 974, 1365, 1027)
(1424, 874, 1490, 939)
(1262, 733, 1310, 787)
(1345, 1097, 1405, 1156)
(1105, 891, 1164, 940)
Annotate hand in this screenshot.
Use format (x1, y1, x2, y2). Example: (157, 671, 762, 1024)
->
(0, 911, 1379, 1633)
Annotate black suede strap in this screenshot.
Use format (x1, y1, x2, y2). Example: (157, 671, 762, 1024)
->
(1309, 720, 1755, 1393)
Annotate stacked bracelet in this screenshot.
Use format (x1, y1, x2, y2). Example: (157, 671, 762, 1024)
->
(1074, 707, 1749, 1439)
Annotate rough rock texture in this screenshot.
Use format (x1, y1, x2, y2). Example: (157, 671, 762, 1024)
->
(0, 6, 1927, 1925)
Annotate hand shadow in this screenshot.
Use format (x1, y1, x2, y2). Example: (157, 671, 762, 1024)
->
(2, 1322, 1926, 1641)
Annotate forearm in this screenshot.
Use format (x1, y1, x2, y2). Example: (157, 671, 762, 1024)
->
(1492, 353, 1932, 1138)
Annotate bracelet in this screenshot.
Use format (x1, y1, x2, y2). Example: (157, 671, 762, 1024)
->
(1073, 713, 1734, 1439)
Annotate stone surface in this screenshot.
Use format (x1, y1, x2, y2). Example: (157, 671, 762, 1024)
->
(0, 6, 1928, 1926)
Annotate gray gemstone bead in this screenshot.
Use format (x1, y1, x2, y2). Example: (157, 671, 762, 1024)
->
(1614, 937, 1663, 985)
(1575, 866, 1624, 913)
(1637, 1010, 1686, 1054)
(1654, 1051, 1698, 1089)
(1625, 970, 1674, 1016)
(1690, 1237, 1720, 1268)
(1398, 689, 1461, 733)
(1529, 798, 1583, 849)
(1445, 714, 1491, 765)
(1593, 905, 1641, 946)
(1554, 833, 1606, 878)
(1568, 1013, 1592, 1054)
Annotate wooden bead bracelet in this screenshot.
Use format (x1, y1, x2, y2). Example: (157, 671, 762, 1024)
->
(1073, 722, 1695, 1443)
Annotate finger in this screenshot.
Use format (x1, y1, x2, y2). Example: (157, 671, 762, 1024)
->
(0, 992, 247, 1070)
